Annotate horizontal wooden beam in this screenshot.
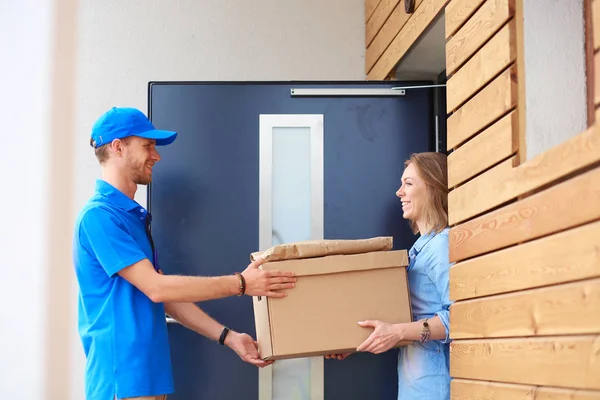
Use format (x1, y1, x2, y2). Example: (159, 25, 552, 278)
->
(446, 0, 515, 75)
(448, 110, 517, 188)
(449, 123, 600, 226)
(366, 0, 382, 23)
(449, 162, 600, 262)
(449, 156, 516, 225)
(451, 278, 600, 339)
(447, 64, 517, 150)
(366, 0, 400, 47)
(445, 0, 486, 40)
(367, 0, 448, 80)
(450, 220, 600, 301)
(451, 379, 600, 399)
(450, 335, 600, 390)
(447, 19, 516, 113)
(365, 0, 424, 73)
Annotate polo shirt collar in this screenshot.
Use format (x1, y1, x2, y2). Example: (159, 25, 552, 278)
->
(95, 179, 144, 213)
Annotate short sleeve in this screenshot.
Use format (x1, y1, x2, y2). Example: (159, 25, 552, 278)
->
(78, 207, 148, 277)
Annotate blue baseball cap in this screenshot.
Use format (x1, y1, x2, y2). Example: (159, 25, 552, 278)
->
(90, 107, 177, 148)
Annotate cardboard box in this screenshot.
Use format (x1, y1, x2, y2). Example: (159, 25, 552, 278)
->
(252, 250, 412, 360)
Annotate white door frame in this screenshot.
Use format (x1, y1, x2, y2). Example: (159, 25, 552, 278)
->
(258, 114, 325, 400)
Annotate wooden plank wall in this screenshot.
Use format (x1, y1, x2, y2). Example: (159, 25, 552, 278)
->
(365, 0, 449, 79)
(445, 0, 600, 398)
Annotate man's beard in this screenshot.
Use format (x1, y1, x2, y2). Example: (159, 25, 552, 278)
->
(127, 158, 152, 185)
(133, 170, 152, 185)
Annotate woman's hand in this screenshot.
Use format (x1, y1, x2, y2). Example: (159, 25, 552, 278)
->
(325, 353, 351, 360)
(356, 320, 404, 354)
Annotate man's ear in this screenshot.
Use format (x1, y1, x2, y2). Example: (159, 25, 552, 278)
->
(109, 139, 124, 157)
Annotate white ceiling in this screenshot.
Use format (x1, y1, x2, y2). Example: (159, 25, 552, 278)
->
(394, 11, 446, 81)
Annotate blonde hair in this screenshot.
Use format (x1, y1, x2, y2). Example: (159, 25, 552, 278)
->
(90, 137, 110, 164)
(404, 152, 448, 235)
(90, 136, 132, 165)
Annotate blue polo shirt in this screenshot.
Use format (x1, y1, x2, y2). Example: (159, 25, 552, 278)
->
(73, 179, 174, 400)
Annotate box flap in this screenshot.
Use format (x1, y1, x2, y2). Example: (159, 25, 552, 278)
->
(261, 250, 408, 277)
(250, 237, 393, 262)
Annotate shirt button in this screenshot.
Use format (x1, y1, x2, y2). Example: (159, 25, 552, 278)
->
(140, 209, 144, 213)
(140, 216, 144, 220)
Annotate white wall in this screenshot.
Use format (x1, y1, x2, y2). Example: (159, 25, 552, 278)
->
(1, 1, 77, 399)
(72, 1, 364, 398)
(523, 0, 587, 159)
(0, 3, 51, 399)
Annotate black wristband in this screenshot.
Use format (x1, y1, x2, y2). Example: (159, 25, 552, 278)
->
(218, 326, 230, 346)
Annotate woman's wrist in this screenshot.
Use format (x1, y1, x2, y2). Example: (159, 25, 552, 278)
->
(395, 321, 427, 342)
(393, 323, 406, 343)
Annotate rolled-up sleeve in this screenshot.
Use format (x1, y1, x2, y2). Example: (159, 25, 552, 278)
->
(427, 238, 454, 344)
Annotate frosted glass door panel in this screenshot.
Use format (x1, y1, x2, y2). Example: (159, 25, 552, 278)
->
(271, 127, 311, 246)
(259, 115, 324, 400)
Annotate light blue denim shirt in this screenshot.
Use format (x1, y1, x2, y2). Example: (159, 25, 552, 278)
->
(397, 227, 453, 399)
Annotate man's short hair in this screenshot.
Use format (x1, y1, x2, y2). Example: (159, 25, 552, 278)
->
(90, 137, 110, 164)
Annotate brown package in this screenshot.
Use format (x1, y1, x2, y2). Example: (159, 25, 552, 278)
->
(250, 236, 393, 262)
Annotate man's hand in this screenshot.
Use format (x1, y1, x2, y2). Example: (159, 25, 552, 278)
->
(225, 331, 273, 368)
(242, 257, 296, 298)
(356, 320, 403, 354)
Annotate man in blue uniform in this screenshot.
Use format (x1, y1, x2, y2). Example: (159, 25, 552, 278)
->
(73, 107, 296, 400)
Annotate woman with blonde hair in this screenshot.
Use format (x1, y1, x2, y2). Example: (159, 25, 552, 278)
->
(328, 152, 452, 399)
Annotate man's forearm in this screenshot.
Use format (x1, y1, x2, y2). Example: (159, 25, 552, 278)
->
(165, 302, 272, 368)
(119, 257, 293, 304)
(152, 274, 239, 303)
(164, 302, 224, 341)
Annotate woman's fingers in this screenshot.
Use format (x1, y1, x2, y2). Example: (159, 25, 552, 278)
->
(357, 334, 376, 352)
(325, 353, 351, 360)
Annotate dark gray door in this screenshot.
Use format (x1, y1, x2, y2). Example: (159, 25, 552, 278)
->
(148, 81, 433, 400)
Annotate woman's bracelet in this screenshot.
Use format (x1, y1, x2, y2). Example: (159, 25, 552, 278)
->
(419, 318, 431, 343)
